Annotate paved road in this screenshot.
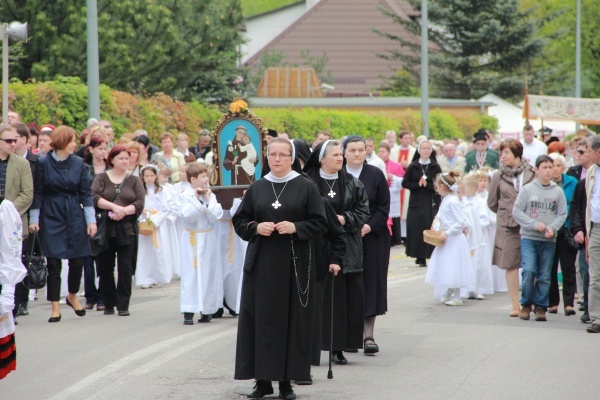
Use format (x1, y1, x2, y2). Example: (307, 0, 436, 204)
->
(4, 246, 599, 400)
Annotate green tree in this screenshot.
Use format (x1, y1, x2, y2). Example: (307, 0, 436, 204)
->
(376, 0, 558, 100)
(520, 0, 600, 99)
(1, 0, 245, 105)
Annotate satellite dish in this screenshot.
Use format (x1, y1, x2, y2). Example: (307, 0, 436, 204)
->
(6, 21, 28, 42)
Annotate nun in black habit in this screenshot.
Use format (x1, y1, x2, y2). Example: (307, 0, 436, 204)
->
(343, 136, 391, 354)
(303, 140, 370, 366)
(401, 140, 442, 267)
(233, 137, 327, 399)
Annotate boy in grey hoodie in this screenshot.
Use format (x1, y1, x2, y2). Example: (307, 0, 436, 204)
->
(512, 155, 567, 322)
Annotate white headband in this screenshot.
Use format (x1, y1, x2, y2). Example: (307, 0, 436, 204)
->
(319, 140, 332, 161)
(140, 164, 159, 174)
(440, 173, 457, 192)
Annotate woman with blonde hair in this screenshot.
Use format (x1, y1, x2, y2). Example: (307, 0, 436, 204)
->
(152, 132, 185, 184)
(126, 141, 143, 177)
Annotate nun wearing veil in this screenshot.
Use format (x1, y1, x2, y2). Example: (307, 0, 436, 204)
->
(233, 137, 327, 399)
(303, 140, 370, 366)
(401, 140, 442, 267)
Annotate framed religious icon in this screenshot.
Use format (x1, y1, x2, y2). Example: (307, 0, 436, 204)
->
(209, 99, 268, 208)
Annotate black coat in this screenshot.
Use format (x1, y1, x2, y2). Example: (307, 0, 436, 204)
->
(305, 168, 370, 273)
(315, 197, 346, 280)
(401, 160, 442, 259)
(566, 165, 583, 181)
(569, 178, 587, 247)
(32, 153, 93, 259)
(353, 163, 391, 317)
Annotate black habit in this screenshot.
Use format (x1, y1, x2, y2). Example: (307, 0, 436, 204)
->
(401, 155, 441, 260)
(233, 175, 327, 382)
(351, 163, 391, 317)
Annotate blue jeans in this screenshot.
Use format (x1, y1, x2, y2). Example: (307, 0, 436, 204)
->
(520, 238, 556, 310)
(579, 250, 590, 310)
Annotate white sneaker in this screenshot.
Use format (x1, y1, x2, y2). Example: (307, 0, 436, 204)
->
(440, 290, 452, 303)
(141, 284, 152, 289)
(445, 298, 464, 306)
(476, 293, 485, 300)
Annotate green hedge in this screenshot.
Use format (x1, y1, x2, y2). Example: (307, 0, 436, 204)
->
(2, 77, 497, 145)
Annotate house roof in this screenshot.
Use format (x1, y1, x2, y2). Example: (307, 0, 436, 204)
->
(246, 1, 305, 21)
(250, 97, 495, 110)
(245, 0, 422, 96)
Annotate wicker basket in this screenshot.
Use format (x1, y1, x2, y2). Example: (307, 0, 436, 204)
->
(139, 220, 155, 236)
(423, 219, 445, 246)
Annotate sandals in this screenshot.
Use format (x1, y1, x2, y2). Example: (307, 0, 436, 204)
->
(364, 337, 379, 354)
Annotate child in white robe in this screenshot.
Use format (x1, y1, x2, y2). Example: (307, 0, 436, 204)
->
(177, 163, 223, 325)
(157, 163, 181, 277)
(461, 174, 494, 299)
(172, 164, 191, 278)
(135, 165, 176, 288)
(425, 172, 475, 305)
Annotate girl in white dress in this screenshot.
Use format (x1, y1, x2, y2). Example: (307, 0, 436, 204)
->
(476, 169, 508, 292)
(135, 165, 176, 288)
(425, 171, 475, 306)
(461, 175, 494, 299)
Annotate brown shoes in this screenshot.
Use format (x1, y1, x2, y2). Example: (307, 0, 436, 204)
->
(519, 305, 532, 320)
(534, 307, 547, 322)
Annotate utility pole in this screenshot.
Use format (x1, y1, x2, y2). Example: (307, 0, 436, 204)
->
(421, 0, 429, 137)
(87, 0, 101, 120)
(575, 0, 581, 131)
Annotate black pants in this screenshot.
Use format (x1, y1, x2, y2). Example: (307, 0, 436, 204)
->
(46, 257, 85, 302)
(549, 231, 578, 308)
(14, 237, 32, 313)
(391, 217, 402, 246)
(83, 255, 104, 306)
(96, 237, 135, 311)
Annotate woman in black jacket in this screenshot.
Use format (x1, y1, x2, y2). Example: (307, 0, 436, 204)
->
(304, 140, 370, 365)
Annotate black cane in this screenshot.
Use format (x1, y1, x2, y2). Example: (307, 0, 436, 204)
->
(327, 270, 335, 379)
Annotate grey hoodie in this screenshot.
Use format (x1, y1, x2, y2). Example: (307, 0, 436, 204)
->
(512, 179, 567, 242)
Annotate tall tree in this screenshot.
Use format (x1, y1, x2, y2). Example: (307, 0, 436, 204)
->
(376, 0, 558, 100)
(1, 0, 245, 105)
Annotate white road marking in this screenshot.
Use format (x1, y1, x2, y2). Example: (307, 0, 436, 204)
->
(48, 325, 235, 400)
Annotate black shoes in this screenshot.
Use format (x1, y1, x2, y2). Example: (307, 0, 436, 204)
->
(198, 314, 212, 323)
(247, 380, 273, 399)
(586, 323, 600, 333)
(17, 304, 29, 316)
(183, 313, 194, 325)
(212, 308, 224, 318)
(332, 351, 347, 365)
(279, 381, 296, 400)
(48, 314, 61, 323)
(364, 337, 379, 354)
(565, 308, 577, 316)
(104, 308, 115, 315)
(415, 258, 427, 267)
(581, 311, 591, 323)
(66, 298, 86, 317)
(294, 378, 313, 386)
(344, 348, 358, 353)
(224, 300, 238, 317)
(118, 310, 130, 316)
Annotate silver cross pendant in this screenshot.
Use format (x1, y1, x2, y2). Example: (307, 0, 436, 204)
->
(272, 200, 282, 209)
(328, 190, 336, 198)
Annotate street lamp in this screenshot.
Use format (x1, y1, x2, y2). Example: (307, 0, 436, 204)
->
(1, 21, 28, 123)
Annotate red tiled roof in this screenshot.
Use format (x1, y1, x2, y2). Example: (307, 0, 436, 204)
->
(245, 0, 421, 96)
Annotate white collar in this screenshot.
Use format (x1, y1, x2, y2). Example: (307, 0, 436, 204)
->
(346, 164, 363, 178)
(418, 158, 431, 165)
(264, 170, 300, 183)
(319, 169, 339, 179)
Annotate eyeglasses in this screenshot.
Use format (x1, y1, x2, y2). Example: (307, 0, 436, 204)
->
(267, 153, 291, 159)
(577, 150, 586, 155)
(0, 138, 18, 144)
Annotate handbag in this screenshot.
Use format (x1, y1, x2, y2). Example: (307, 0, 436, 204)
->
(90, 174, 129, 256)
(23, 230, 47, 290)
(563, 227, 580, 251)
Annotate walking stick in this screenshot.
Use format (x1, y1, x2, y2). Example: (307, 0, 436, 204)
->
(327, 270, 335, 379)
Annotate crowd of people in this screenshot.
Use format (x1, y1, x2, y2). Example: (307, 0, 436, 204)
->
(1, 112, 599, 399)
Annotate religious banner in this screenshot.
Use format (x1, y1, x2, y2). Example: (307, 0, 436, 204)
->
(500, 132, 520, 140)
(209, 99, 268, 209)
(524, 95, 600, 124)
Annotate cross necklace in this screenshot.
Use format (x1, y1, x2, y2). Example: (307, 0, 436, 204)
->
(271, 181, 289, 209)
(324, 179, 337, 198)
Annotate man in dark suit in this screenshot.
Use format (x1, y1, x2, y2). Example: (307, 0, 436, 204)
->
(12, 123, 39, 317)
(464, 128, 499, 173)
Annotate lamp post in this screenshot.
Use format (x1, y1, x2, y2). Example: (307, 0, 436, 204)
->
(87, 0, 100, 120)
(1, 21, 27, 123)
(421, 0, 429, 137)
(575, 0, 581, 131)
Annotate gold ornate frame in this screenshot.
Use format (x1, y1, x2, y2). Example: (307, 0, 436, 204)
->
(209, 102, 268, 188)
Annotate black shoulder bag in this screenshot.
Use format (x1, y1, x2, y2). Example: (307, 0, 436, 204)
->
(23, 230, 48, 290)
(90, 175, 129, 256)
